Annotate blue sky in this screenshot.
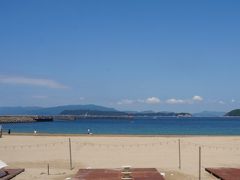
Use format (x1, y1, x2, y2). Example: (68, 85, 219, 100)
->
(0, 0, 240, 113)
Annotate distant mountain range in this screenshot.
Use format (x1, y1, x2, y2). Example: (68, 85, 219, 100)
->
(60, 110, 191, 117)
(0, 105, 229, 117)
(61, 109, 127, 116)
(0, 105, 191, 117)
(0, 104, 117, 115)
(193, 111, 226, 117)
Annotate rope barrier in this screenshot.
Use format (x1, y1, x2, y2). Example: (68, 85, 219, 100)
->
(0, 141, 66, 150)
(71, 139, 178, 148)
(0, 139, 178, 149)
(182, 141, 240, 151)
(1, 139, 240, 151)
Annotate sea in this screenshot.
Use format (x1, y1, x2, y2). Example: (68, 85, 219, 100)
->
(2, 117, 240, 135)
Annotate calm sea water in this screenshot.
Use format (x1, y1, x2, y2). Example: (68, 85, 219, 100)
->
(2, 117, 240, 135)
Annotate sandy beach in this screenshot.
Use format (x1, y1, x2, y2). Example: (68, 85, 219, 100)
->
(1, 134, 240, 180)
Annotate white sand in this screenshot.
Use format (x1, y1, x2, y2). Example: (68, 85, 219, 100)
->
(1, 135, 240, 179)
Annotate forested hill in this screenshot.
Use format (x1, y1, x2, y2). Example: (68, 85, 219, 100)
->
(61, 110, 127, 116)
(0, 104, 117, 115)
(225, 109, 240, 116)
(61, 110, 192, 117)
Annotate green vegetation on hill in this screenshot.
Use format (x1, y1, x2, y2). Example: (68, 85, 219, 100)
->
(0, 105, 117, 115)
(61, 109, 192, 117)
(61, 110, 127, 116)
(0, 104, 192, 117)
(225, 109, 240, 116)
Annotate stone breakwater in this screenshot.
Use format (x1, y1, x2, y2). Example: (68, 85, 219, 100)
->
(0, 116, 53, 123)
(0, 116, 36, 123)
(0, 115, 132, 123)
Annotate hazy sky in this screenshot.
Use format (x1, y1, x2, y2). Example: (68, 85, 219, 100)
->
(0, 0, 240, 113)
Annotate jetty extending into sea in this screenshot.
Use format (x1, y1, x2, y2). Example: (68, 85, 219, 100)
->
(0, 116, 53, 123)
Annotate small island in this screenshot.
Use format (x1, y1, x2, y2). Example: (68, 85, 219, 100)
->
(225, 109, 240, 117)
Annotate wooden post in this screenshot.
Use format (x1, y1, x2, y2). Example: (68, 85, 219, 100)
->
(199, 146, 201, 180)
(178, 139, 181, 169)
(69, 138, 73, 170)
(0, 125, 2, 138)
(47, 164, 50, 175)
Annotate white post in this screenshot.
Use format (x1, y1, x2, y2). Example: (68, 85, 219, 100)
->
(178, 139, 181, 169)
(69, 138, 73, 170)
(199, 146, 201, 180)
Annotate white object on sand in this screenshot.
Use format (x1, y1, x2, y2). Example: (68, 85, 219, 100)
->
(160, 172, 165, 176)
(0, 160, 8, 169)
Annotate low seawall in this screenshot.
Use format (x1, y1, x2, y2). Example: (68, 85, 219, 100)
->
(0, 115, 132, 123)
(0, 116, 36, 123)
(0, 116, 53, 123)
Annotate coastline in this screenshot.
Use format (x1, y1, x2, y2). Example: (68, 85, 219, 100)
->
(3, 132, 240, 137)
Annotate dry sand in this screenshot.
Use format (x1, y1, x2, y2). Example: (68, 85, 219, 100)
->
(1, 134, 240, 179)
